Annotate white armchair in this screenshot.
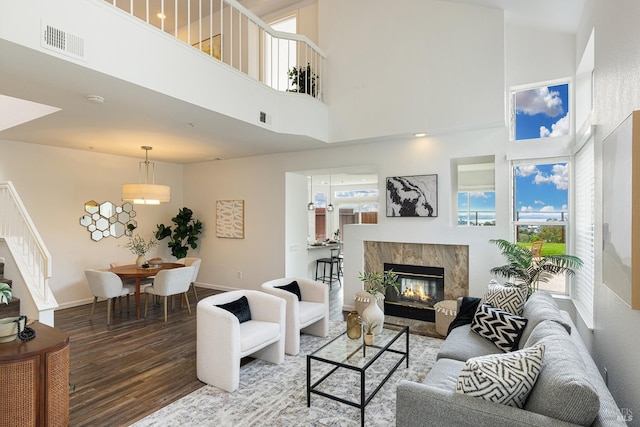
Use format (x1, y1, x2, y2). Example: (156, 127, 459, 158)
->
(197, 290, 285, 392)
(261, 278, 329, 356)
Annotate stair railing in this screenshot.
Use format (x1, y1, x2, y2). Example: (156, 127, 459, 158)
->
(0, 181, 55, 309)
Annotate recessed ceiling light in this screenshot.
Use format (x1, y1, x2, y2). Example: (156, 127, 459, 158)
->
(413, 132, 427, 137)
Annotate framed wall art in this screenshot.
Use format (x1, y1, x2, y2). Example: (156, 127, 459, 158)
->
(216, 200, 244, 238)
(386, 174, 438, 217)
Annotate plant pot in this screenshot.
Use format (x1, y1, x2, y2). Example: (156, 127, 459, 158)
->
(361, 293, 384, 335)
(364, 333, 375, 346)
(136, 255, 147, 268)
(0, 316, 20, 343)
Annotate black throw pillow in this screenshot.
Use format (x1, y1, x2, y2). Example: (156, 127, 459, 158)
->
(447, 296, 481, 335)
(274, 280, 302, 301)
(216, 295, 252, 323)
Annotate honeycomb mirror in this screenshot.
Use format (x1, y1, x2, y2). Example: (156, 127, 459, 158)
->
(79, 201, 137, 241)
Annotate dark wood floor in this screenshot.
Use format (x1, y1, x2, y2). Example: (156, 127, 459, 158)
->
(55, 282, 345, 426)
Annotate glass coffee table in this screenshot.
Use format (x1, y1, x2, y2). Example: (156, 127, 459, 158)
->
(306, 323, 409, 427)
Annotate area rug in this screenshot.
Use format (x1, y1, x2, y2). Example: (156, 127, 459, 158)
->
(131, 322, 442, 427)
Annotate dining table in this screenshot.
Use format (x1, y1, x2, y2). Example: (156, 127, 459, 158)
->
(108, 262, 184, 319)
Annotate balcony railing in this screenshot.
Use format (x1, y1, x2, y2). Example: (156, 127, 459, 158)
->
(105, 0, 325, 99)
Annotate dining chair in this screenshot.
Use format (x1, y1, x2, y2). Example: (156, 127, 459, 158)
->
(144, 266, 194, 322)
(85, 269, 135, 325)
(177, 257, 201, 304)
(110, 260, 154, 287)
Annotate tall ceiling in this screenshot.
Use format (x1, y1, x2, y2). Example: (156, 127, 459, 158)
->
(0, 0, 584, 164)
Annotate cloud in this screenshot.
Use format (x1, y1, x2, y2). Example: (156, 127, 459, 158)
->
(532, 164, 569, 190)
(540, 113, 570, 138)
(516, 87, 564, 117)
(520, 206, 534, 212)
(534, 200, 545, 205)
(516, 164, 538, 177)
(540, 205, 556, 212)
(470, 191, 489, 199)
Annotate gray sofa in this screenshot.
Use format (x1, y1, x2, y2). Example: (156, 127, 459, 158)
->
(397, 291, 625, 427)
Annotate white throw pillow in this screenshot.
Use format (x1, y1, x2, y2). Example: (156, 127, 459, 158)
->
(484, 281, 528, 316)
(456, 344, 545, 408)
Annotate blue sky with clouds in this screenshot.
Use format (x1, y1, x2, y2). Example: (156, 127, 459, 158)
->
(513, 84, 570, 220)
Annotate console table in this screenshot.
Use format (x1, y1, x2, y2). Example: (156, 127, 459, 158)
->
(0, 321, 70, 426)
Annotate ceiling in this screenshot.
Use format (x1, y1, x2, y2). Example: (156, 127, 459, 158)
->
(0, 0, 585, 164)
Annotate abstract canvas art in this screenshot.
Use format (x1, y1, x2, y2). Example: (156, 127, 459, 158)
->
(216, 200, 244, 238)
(386, 175, 438, 217)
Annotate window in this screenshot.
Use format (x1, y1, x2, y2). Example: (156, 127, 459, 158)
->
(454, 156, 496, 226)
(513, 160, 570, 293)
(511, 82, 570, 141)
(265, 15, 296, 91)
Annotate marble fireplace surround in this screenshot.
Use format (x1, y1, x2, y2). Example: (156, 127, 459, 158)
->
(363, 241, 469, 301)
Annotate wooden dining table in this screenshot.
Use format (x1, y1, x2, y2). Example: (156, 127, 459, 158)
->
(108, 262, 183, 319)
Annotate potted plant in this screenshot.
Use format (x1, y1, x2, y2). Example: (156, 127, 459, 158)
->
(0, 283, 11, 305)
(287, 63, 319, 97)
(156, 207, 203, 260)
(363, 321, 377, 345)
(489, 238, 583, 295)
(122, 234, 158, 267)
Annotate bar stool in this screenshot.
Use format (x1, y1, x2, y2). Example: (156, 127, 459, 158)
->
(315, 254, 340, 289)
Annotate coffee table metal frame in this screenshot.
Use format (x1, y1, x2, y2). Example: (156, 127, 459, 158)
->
(306, 323, 409, 427)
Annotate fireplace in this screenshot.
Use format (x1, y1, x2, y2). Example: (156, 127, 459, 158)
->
(383, 263, 445, 322)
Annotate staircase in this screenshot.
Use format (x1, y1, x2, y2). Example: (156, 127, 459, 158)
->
(0, 261, 19, 318)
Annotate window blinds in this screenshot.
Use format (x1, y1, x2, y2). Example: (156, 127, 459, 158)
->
(574, 136, 595, 321)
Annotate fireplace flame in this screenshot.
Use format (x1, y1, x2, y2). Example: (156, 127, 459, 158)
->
(402, 285, 433, 302)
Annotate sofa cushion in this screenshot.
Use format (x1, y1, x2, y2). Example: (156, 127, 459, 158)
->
(437, 324, 503, 362)
(471, 303, 528, 352)
(482, 282, 528, 316)
(274, 280, 302, 301)
(216, 295, 252, 323)
(523, 320, 600, 425)
(455, 344, 545, 408)
(423, 358, 465, 390)
(518, 291, 571, 349)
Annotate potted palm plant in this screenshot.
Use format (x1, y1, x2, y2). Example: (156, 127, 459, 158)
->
(489, 238, 583, 295)
(0, 283, 18, 343)
(0, 283, 11, 305)
(363, 321, 377, 346)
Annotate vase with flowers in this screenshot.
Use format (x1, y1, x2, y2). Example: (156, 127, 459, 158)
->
(356, 270, 399, 334)
(122, 234, 158, 268)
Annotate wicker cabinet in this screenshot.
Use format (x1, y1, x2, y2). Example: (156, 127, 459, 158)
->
(0, 321, 69, 426)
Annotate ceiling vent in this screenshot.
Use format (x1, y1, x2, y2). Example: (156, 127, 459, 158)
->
(41, 23, 85, 60)
(259, 111, 272, 127)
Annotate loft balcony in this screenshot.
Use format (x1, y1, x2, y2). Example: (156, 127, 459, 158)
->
(0, 0, 329, 163)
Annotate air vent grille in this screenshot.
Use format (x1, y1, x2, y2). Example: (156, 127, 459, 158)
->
(42, 24, 85, 60)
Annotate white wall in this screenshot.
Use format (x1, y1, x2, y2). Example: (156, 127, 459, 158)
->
(0, 140, 183, 312)
(581, 0, 640, 416)
(183, 126, 511, 299)
(318, 0, 505, 142)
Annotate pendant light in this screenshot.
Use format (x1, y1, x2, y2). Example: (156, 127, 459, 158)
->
(307, 175, 315, 211)
(122, 146, 171, 205)
(327, 174, 334, 212)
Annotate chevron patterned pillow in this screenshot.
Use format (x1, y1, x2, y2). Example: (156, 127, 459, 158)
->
(456, 344, 545, 408)
(484, 282, 528, 315)
(471, 303, 528, 351)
